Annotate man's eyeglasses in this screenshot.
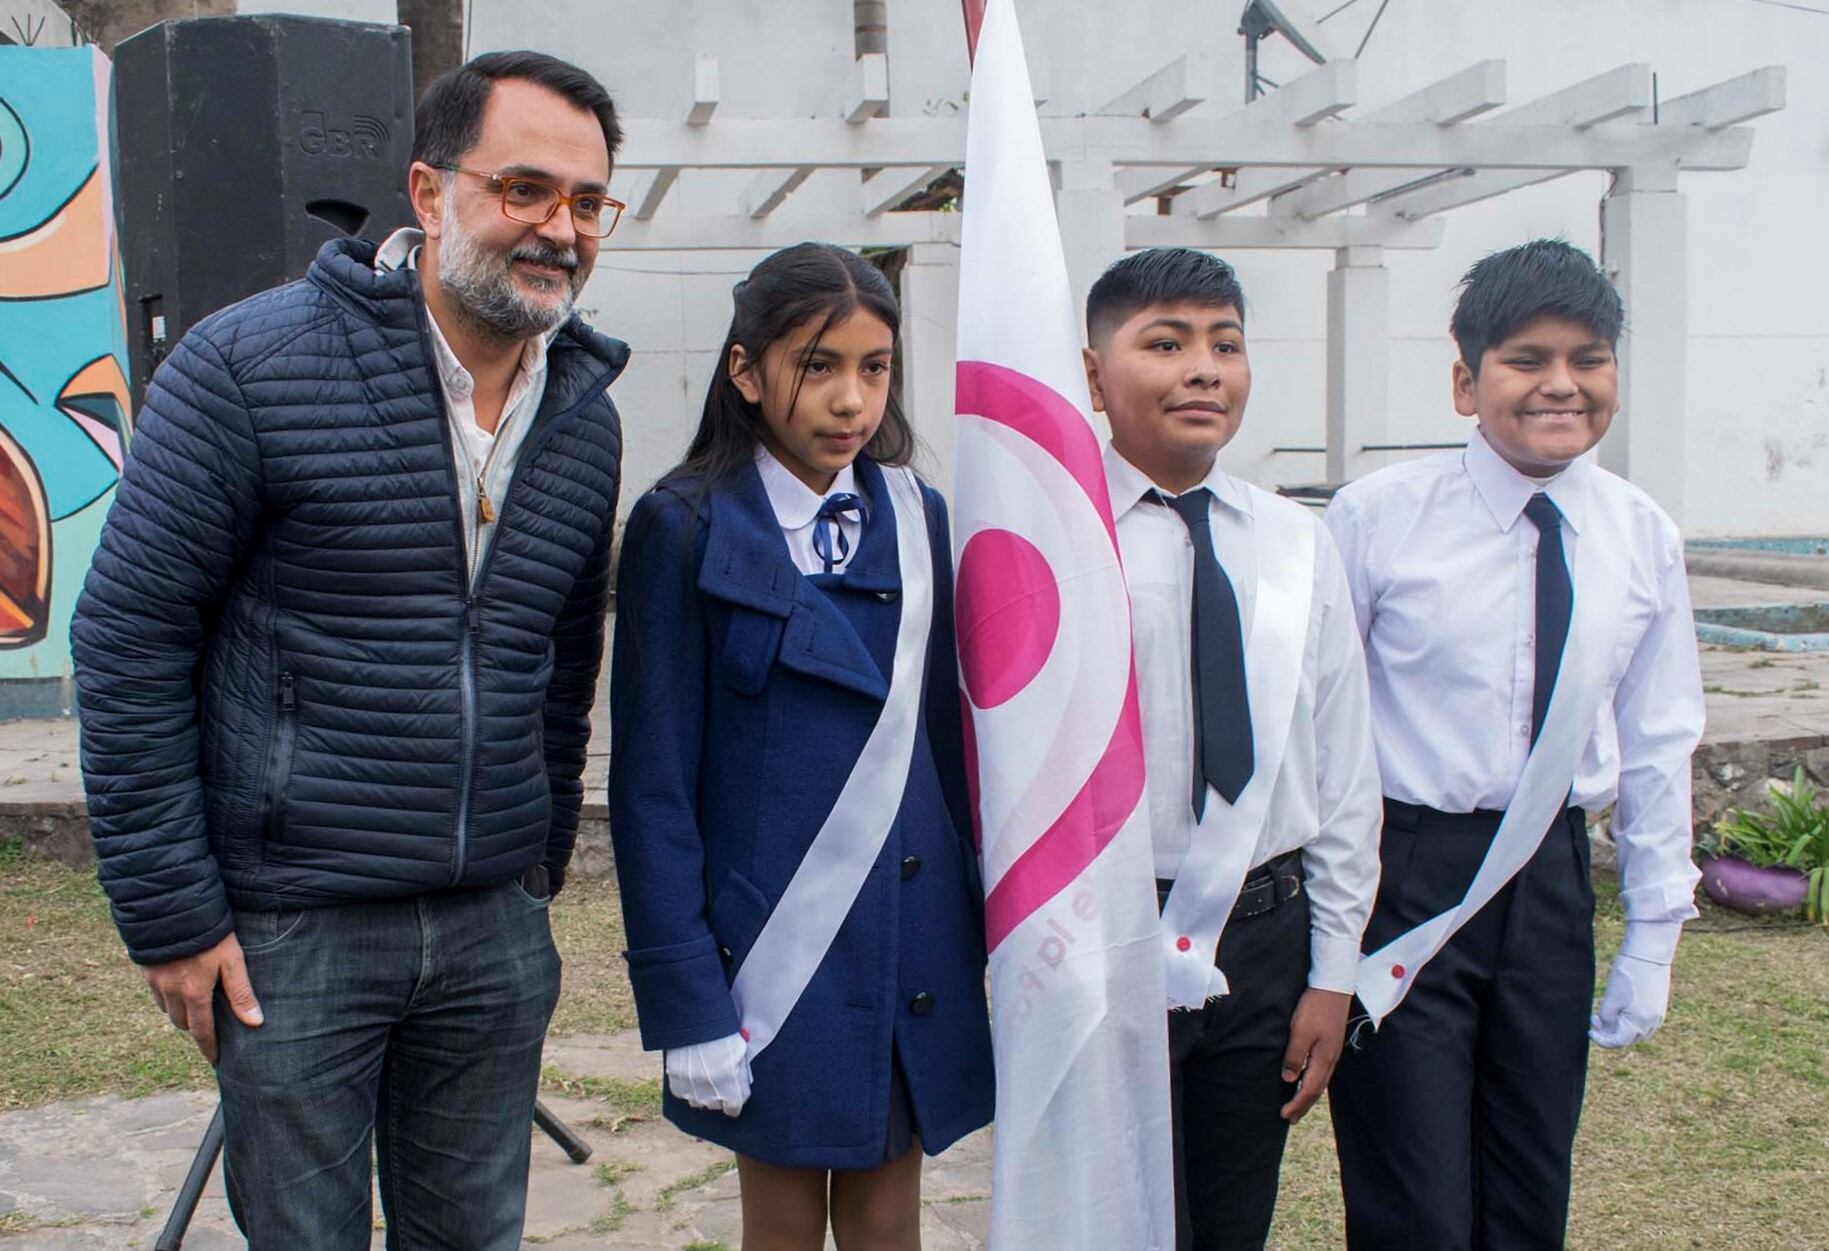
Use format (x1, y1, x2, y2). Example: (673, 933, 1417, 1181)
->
(434, 165, 625, 239)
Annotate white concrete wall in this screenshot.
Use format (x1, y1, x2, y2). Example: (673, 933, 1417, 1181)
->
(454, 0, 1818, 534)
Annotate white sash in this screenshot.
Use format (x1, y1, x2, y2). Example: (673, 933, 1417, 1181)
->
(1159, 488, 1316, 1010)
(730, 466, 934, 1057)
(1353, 486, 1632, 1028)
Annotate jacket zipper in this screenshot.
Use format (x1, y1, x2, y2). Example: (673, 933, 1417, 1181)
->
(412, 286, 620, 885)
(262, 671, 298, 843)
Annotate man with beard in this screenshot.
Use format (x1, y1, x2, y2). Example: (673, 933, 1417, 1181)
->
(71, 52, 627, 1248)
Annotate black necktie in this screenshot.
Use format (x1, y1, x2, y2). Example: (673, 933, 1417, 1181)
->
(1165, 489, 1254, 816)
(1523, 492, 1573, 746)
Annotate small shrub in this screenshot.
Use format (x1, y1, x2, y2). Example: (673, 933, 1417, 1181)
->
(1709, 768, 1829, 923)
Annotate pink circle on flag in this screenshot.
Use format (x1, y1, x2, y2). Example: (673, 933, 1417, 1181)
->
(956, 528, 1060, 709)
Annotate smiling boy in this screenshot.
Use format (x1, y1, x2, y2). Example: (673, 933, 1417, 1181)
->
(1323, 240, 1706, 1250)
(1086, 248, 1382, 1251)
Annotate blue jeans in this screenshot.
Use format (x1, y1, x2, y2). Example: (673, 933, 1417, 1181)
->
(213, 879, 561, 1250)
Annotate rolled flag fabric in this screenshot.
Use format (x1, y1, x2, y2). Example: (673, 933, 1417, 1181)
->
(952, 2, 1176, 1247)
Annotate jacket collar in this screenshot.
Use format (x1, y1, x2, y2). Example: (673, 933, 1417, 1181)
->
(697, 455, 906, 700)
(307, 236, 631, 394)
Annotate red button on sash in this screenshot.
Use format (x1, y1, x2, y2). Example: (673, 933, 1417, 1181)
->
(1176, 936, 1192, 952)
(1391, 965, 1406, 979)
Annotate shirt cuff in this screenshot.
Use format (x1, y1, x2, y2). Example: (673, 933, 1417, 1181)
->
(1619, 919, 1683, 965)
(1308, 932, 1363, 995)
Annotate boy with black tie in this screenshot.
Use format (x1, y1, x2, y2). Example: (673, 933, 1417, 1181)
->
(1323, 239, 1705, 1251)
(1084, 247, 1382, 1251)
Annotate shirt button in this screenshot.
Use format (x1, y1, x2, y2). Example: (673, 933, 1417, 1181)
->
(908, 992, 935, 1016)
(900, 855, 921, 881)
(1176, 936, 1192, 952)
(1519, 723, 1531, 737)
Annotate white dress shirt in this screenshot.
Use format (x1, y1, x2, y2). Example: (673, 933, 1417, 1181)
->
(755, 447, 867, 577)
(1323, 427, 1705, 950)
(1106, 445, 1383, 994)
(376, 227, 553, 582)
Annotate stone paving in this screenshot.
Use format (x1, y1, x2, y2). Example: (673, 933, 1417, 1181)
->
(0, 1033, 992, 1250)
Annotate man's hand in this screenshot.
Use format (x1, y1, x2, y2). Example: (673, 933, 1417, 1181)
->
(143, 933, 263, 1064)
(1279, 987, 1352, 1122)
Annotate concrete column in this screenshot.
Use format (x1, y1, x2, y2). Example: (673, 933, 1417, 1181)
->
(899, 241, 961, 496)
(1325, 244, 1389, 485)
(1599, 163, 1688, 527)
(1054, 158, 1126, 332)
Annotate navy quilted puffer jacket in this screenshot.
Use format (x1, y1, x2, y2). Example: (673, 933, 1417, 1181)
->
(72, 238, 627, 965)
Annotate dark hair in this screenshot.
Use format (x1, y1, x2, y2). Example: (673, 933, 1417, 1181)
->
(412, 51, 622, 169)
(1450, 239, 1623, 377)
(1086, 247, 1246, 345)
(669, 242, 916, 485)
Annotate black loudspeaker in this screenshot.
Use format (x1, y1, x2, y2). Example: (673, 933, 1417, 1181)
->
(114, 15, 414, 403)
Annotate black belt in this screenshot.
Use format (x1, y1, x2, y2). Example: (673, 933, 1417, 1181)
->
(1156, 848, 1304, 921)
(1382, 798, 1585, 835)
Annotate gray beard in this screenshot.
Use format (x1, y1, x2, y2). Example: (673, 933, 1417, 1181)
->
(436, 203, 583, 343)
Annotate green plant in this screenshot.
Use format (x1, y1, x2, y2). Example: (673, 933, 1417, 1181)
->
(1710, 768, 1829, 923)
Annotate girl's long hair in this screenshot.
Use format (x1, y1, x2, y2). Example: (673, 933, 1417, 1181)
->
(665, 242, 916, 486)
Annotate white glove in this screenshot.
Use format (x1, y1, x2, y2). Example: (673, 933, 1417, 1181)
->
(1590, 921, 1679, 1049)
(665, 1032, 752, 1117)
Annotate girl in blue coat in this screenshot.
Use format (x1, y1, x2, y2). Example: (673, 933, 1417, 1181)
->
(609, 243, 994, 1249)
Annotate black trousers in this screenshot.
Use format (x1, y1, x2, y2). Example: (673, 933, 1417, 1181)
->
(1163, 852, 1311, 1251)
(1331, 800, 1595, 1251)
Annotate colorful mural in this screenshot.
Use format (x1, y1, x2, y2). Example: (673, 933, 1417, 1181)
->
(0, 46, 131, 713)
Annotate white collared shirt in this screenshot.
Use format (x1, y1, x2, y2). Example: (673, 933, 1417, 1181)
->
(1105, 445, 1383, 994)
(1323, 426, 1705, 935)
(376, 227, 554, 581)
(755, 446, 868, 577)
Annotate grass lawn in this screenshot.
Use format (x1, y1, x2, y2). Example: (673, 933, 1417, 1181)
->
(2, 839, 1824, 1247)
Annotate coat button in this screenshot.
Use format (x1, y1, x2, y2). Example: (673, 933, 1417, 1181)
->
(909, 991, 935, 1016)
(901, 855, 921, 880)
(875, 589, 900, 602)
(1175, 936, 1192, 952)
(1391, 964, 1406, 979)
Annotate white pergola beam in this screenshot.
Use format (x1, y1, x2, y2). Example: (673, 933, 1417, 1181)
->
(632, 168, 678, 221)
(861, 164, 951, 217)
(739, 166, 814, 218)
(1097, 53, 1213, 122)
(1273, 60, 1508, 218)
(1117, 165, 1211, 203)
(688, 54, 719, 126)
(842, 52, 890, 123)
(1153, 59, 1355, 216)
(601, 210, 1444, 252)
(607, 212, 964, 252)
(616, 115, 1752, 172)
(1656, 66, 1785, 129)
(1374, 64, 1666, 218)
(1177, 166, 1327, 216)
(1129, 213, 1443, 250)
(1253, 57, 1358, 127)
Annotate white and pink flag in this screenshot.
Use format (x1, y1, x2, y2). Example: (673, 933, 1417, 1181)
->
(952, 2, 1175, 1246)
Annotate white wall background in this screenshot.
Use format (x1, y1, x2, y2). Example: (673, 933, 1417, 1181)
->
(458, 1, 1821, 534)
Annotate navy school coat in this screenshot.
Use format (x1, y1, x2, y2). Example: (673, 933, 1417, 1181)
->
(608, 454, 995, 1169)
